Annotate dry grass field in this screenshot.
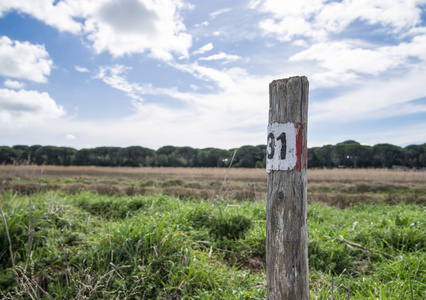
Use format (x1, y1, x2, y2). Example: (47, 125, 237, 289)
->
(1, 165, 425, 206)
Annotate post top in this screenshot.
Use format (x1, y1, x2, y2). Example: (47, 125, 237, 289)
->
(270, 76, 308, 86)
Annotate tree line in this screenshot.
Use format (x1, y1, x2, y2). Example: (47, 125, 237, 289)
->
(0, 140, 425, 169)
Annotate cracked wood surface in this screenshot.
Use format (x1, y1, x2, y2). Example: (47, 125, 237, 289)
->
(267, 76, 309, 300)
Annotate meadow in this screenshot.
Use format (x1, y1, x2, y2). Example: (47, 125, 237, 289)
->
(0, 165, 425, 299)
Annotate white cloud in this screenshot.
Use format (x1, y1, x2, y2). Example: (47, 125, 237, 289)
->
(91, 60, 273, 148)
(0, 83, 266, 148)
(193, 43, 214, 55)
(209, 8, 232, 19)
(250, 0, 327, 41)
(190, 84, 200, 91)
(309, 66, 426, 124)
(0, 88, 65, 125)
(292, 39, 308, 47)
(247, 0, 426, 89)
(251, 0, 426, 41)
(66, 134, 76, 140)
(83, 0, 192, 58)
(2, 58, 424, 149)
(75, 66, 89, 73)
(309, 71, 359, 88)
(290, 41, 402, 75)
(0, 0, 82, 33)
(4, 79, 25, 89)
(199, 52, 241, 62)
(95, 64, 194, 105)
(96, 65, 143, 101)
(194, 21, 209, 27)
(315, 0, 424, 33)
(1, 0, 192, 60)
(289, 33, 426, 86)
(0, 36, 52, 83)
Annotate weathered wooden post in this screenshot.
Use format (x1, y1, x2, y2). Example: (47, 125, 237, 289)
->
(266, 76, 309, 299)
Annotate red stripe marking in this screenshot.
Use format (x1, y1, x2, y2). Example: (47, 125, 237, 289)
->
(296, 123, 303, 171)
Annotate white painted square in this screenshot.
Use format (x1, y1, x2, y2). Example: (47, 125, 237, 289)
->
(266, 122, 297, 173)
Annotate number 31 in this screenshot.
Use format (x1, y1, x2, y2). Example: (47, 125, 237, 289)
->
(267, 132, 286, 160)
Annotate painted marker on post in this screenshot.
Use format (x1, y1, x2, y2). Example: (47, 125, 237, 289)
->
(267, 122, 298, 172)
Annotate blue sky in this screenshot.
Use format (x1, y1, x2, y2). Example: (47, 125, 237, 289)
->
(0, 0, 425, 150)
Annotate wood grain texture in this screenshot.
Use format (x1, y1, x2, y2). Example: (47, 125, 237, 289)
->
(267, 76, 309, 299)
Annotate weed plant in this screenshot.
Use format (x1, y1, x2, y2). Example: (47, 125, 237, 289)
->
(0, 190, 425, 299)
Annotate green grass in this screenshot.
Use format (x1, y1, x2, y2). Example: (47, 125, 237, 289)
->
(0, 190, 425, 299)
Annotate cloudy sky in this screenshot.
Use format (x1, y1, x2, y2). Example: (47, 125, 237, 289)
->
(1, 0, 425, 150)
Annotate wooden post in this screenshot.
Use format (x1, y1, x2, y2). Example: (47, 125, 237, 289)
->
(266, 76, 309, 299)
